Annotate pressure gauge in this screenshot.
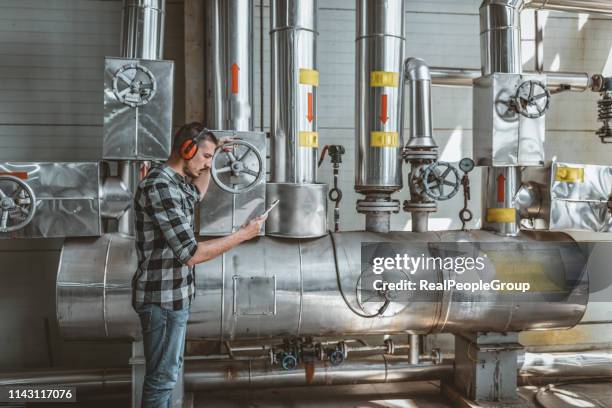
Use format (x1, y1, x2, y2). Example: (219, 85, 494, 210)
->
(459, 158, 475, 173)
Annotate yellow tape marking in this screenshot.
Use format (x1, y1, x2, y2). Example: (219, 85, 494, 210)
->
(486, 208, 516, 223)
(299, 131, 318, 148)
(370, 132, 399, 147)
(299, 69, 319, 87)
(370, 71, 399, 88)
(555, 167, 584, 183)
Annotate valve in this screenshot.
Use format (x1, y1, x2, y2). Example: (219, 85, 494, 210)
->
(210, 139, 264, 194)
(112, 63, 157, 108)
(458, 158, 475, 231)
(419, 162, 461, 201)
(280, 353, 298, 370)
(0, 176, 36, 233)
(512, 80, 551, 119)
(328, 350, 344, 366)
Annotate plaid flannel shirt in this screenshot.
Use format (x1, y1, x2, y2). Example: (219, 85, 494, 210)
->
(132, 164, 200, 311)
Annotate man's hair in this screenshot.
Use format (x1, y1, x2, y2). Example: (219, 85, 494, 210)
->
(172, 122, 218, 155)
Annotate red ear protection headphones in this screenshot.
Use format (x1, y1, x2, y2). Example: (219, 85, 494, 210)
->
(179, 128, 208, 160)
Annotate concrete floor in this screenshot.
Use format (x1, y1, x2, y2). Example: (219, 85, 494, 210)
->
(191, 380, 612, 408)
(193, 381, 462, 408)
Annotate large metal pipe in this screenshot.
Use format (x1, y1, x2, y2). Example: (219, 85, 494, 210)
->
(184, 358, 452, 390)
(404, 58, 436, 151)
(519, 349, 612, 379)
(0, 368, 131, 394)
(526, 0, 612, 15)
(480, 0, 525, 75)
(120, 0, 165, 60)
(355, 0, 405, 195)
(429, 67, 593, 92)
(270, 0, 318, 184)
(203, 0, 254, 131)
(118, 0, 167, 236)
(57, 230, 588, 340)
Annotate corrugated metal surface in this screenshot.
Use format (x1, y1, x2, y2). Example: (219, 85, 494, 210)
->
(0, 0, 184, 162)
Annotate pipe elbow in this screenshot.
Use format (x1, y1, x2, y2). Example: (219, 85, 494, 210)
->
(405, 58, 431, 82)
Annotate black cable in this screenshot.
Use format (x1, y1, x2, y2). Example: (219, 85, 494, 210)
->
(329, 232, 387, 318)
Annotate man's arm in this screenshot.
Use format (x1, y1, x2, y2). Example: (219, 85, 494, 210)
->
(185, 216, 264, 267)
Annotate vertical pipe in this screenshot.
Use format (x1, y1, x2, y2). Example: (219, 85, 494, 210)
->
(118, 0, 166, 236)
(409, 334, 420, 365)
(482, 167, 521, 236)
(270, 0, 319, 184)
(355, 0, 405, 194)
(120, 0, 166, 60)
(535, 10, 544, 72)
(204, 0, 254, 131)
(479, 0, 524, 75)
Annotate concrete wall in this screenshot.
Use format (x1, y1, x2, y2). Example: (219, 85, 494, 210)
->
(1, 0, 612, 369)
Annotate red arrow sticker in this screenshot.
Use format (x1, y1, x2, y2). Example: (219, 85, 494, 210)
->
(307, 92, 314, 123)
(231, 63, 239, 94)
(380, 94, 388, 124)
(497, 173, 506, 203)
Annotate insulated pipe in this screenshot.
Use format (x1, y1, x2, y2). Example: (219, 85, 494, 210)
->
(526, 0, 612, 15)
(3, 351, 612, 393)
(404, 58, 436, 151)
(184, 358, 452, 390)
(429, 67, 593, 92)
(355, 0, 405, 194)
(270, 0, 318, 184)
(480, 0, 525, 75)
(118, 0, 167, 236)
(120, 0, 165, 60)
(0, 368, 131, 394)
(203, 0, 254, 131)
(57, 230, 588, 340)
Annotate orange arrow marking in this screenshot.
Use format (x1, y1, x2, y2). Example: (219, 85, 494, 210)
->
(231, 63, 239, 94)
(380, 94, 388, 124)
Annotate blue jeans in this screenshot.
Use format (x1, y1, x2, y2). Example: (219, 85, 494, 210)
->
(134, 303, 190, 408)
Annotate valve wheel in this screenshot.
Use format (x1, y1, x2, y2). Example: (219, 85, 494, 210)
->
(329, 350, 344, 366)
(0, 175, 36, 233)
(112, 63, 157, 108)
(211, 140, 264, 194)
(513, 80, 551, 119)
(422, 162, 461, 201)
(281, 353, 298, 370)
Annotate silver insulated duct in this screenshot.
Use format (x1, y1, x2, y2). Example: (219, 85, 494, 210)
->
(117, 0, 166, 236)
(120, 0, 165, 60)
(267, 0, 327, 238)
(203, 0, 254, 131)
(480, 0, 524, 75)
(355, 0, 405, 233)
(270, 0, 319, 184)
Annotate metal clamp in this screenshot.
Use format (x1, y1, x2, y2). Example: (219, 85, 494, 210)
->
(211, 140, 264, 194)
(0, 176, 36, 233)
(112, 63, 157, 108)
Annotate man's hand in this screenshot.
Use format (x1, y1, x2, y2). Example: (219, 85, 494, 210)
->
(239, 215, 267, 241)
(218, 136, 237, 151)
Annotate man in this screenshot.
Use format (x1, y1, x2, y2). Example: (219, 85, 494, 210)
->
(131, 122, 265, 407)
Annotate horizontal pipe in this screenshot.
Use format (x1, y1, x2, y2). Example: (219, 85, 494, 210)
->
(0, 368, 131, 394)
(430, 67, 593, 91)
(183, 358, 453, 391)
(527, 0, 612, 15)
(2, 350, 611, 393)
(520, 349, 612, 379)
